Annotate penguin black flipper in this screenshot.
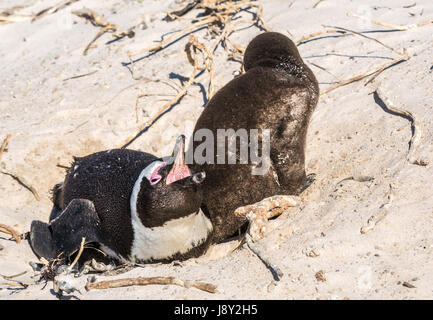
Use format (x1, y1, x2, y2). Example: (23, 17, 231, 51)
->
(29, 220, 56, 260)
(30, 199, 105, 261)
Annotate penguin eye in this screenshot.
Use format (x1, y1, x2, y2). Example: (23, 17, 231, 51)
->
(150, 176, 162, 185)
(148, 163, 166, 185)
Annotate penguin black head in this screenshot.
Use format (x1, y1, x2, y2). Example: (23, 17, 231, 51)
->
(243, 32, 304, 75)
(132, 135, 206, 228)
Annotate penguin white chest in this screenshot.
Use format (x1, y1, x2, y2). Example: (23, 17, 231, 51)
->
(130, 209, 213, 262)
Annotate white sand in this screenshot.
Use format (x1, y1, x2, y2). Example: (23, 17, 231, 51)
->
(1, 0, 432, 299)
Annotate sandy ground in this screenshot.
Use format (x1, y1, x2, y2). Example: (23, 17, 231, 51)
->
(0, 0, 432, 300)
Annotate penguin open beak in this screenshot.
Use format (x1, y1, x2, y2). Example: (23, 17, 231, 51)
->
(166, 135, 193, 185)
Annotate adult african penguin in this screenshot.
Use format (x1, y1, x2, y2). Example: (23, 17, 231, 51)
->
(30, 135, 212, 264)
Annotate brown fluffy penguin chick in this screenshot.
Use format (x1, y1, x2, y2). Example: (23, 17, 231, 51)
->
(191, 32, 319, 243)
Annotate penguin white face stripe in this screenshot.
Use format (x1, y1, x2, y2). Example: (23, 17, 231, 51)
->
(130, 164, 213, 262)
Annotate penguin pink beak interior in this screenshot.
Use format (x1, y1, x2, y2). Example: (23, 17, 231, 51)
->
(166, 137, 191, 185)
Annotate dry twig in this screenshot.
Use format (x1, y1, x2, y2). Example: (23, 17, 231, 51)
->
(348, 12, 433, 30)
(308, 62, 342, 82)
(68, 237, 86, 271)
(119, 0, 270, 147)
(164, 0, 202, 21)
(402, 281, 416, 288)
(85, 276, 217, 293)
(0, 15, 32, 24)
(134, 92, 176, 122)
(1, 271, 27, 280)
(313, 0, 325, 8)
(322, 25, 400, 54)
(129, 0, 269, 57)
(72, 8, 118, 55)
(0, 168, 41, 201)
(120, 35, 203, 148)
(62, 70, 98, 81)
(336, 175, 374, 185)
(32, 0, 79, 22)
(321, 53, 409, 95)
(129, 15, 217, 56)
(0, 134, 11, 161)
(72, 8, 112, 27)
(1, 280, 35, 288)
(296, 29, 346, 45)
(0, 5, 32, 25)
(0, 223, 22, 243)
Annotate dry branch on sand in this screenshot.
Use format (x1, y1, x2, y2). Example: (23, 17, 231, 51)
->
(0, 15, 32, 24)
(347, 12, 433, 31)
(129, 0, 269, 57)
(0, 134, 11, 161)
(0, 135, 41, 202)
(32, 0, 79, 22)
(0, 223, 22, 243)
(122, 0, 269, 147)
(322, 25, 399, 54)
(296, 29, 346, 45)
(297, 23, 412, 96)
(68, 237, 86, 272)
(72, 8, 118, 55)
(296, 20, 426, 97)
(72, 8, 139, 55)
(120, 35, 203, 148)
(320, 53, 409, 96)
(0, 168, 41, 201)
(1, 0, 79, 25)
(0, 271, 27, 280)
(0, 6, 32, 25)
(62, 70, 98, 82)
(85, 276, 217, 293)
